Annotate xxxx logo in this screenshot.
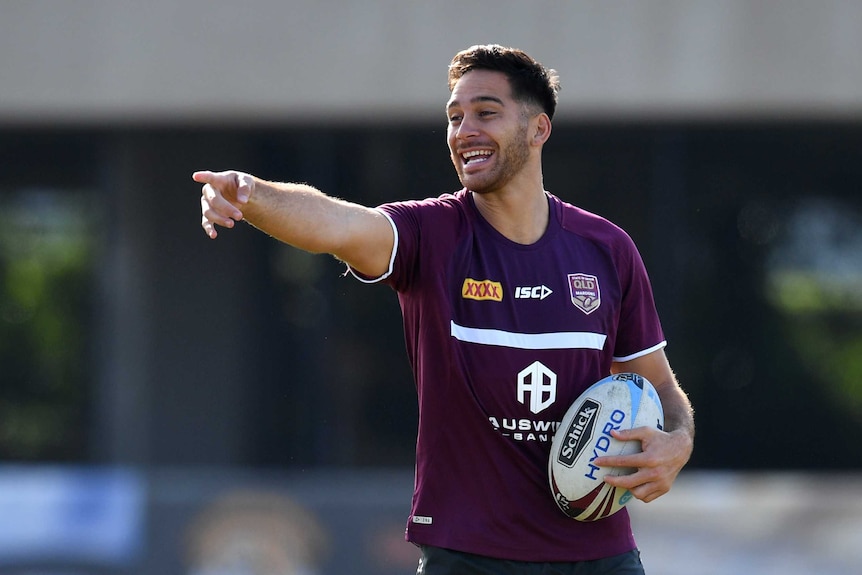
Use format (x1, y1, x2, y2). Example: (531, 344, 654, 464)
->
(462, 278, 504, 302)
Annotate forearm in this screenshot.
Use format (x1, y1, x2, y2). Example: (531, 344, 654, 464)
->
(660, 385, 695, 439)
(612, 351, 694, 452)
(240, 177, 394, 277)
(197, 168, 394, 274)
(243, 178, 354, 254)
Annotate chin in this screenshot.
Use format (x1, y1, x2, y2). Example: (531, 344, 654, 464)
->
(460, 173, 502, 195)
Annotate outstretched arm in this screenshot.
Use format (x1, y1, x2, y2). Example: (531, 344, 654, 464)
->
(595, 349, 695, 503)
(195, 170, 394, 278)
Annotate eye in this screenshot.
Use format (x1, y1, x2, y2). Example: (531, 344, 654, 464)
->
(448, 114, 463, 124)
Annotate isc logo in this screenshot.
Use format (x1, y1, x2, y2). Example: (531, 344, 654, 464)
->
(514, 285, 553, 300)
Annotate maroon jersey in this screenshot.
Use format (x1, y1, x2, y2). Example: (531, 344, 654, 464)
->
(351, 190, 665, 562)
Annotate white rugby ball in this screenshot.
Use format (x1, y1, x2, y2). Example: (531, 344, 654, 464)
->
(548, 373, 664, 521)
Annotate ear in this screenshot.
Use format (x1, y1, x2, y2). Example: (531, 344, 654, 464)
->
(531, 113, 552, 147)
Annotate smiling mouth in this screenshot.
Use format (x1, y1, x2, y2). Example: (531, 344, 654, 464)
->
(461, 149, 494, 166)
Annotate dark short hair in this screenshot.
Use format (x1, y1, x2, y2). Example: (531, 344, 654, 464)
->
(448, 44, 561, 120)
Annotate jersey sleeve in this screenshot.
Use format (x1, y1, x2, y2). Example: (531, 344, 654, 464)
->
(374, 201, 423, 293)
(345, 195, 465, 293)
(611, 232, 667, 361)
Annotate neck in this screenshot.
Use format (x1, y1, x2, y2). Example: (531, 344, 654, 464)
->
(471, 184, 549, 245)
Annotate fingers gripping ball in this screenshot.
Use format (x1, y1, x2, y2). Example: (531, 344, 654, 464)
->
(548, 373, 664, 521)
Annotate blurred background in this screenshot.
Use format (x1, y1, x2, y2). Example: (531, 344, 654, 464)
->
(1, 1, 861, 574)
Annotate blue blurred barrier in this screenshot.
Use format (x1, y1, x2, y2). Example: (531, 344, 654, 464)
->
(0, 466, 144, 569)
(3, 467, 860, 575)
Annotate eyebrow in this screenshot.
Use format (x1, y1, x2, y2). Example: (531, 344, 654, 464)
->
(446, 95, 506, 111)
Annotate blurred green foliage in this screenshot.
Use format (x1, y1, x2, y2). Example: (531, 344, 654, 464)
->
(0, 190, 97, 460)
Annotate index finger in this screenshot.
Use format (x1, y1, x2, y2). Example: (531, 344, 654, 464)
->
(192, 170, 218, 184)
(192, 170, 242, 188)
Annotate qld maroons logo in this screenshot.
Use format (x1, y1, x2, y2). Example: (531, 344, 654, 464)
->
(568, 273, 601, 314)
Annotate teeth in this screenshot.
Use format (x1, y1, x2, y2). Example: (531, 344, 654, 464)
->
(462, 150, 492, 162)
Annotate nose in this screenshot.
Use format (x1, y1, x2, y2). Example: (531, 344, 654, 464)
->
(454, 116, 479, 140)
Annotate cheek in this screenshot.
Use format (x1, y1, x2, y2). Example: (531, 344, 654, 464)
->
(446, 128, 455, 148)
(447, 134, 459, 160)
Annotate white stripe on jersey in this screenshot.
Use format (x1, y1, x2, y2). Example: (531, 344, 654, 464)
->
(450, 321, 606, 350)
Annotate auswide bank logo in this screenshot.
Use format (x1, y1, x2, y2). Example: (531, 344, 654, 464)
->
(488, 361, 560, 443)
(518, 361, 557, 414)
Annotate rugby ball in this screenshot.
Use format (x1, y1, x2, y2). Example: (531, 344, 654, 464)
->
(548, 373, 664, 521)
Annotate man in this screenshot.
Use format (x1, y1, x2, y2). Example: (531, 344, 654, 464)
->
(196, 44, 694, 575)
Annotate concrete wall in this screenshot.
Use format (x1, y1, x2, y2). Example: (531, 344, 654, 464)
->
(3, 0, 862, 125)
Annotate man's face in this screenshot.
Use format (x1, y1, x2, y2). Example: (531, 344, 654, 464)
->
(446, 70, 532, 194)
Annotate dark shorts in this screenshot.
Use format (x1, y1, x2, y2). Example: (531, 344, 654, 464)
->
(416, 545, 645, 575)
